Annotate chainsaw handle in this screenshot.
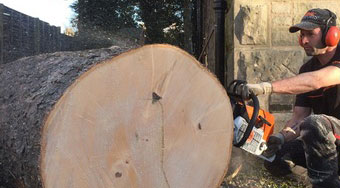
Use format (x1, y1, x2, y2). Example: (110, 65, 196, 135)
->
(233, 92, 260, 147)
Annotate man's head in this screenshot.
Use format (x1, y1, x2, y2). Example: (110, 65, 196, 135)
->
(289, 8, 338, 56)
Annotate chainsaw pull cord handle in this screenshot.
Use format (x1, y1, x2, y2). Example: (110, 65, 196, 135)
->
(233, 92, 260, 147)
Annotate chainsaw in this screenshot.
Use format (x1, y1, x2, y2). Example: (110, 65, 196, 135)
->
(228, 80, 276, 162)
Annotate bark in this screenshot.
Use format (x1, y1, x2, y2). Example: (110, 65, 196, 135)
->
(0, 46, 133, 187)
(0, 44, 233, 188)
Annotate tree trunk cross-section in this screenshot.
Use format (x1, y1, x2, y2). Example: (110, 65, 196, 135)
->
(0, 44, 233, 188)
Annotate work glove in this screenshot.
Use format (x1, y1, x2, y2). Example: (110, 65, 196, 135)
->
(262, 132, 285, 158)
(228, 81, 273, 99)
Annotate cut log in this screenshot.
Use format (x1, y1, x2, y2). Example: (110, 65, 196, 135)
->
(0, 44, 233, 188)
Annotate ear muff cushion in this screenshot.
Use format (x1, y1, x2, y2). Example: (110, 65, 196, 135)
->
(325, 26, 340, 46)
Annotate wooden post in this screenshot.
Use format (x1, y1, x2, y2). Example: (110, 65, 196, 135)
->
(51, 26, 55, 51)
(56, 26, 61, 51)
(26, 16, 31, 55)
(42, 22, 46, 53)
(24, 15, 31, 56)
(44, 22, 48, 52)
(51, 25, 55, 52)
(19, 13, 24, 57)
(8, 7, 13, 63)
(33, 18, 40, 55)
(0, 4, 4, 64)
(46, 24, 51, 52)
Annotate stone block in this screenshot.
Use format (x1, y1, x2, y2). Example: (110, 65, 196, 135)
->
(280, 50, 305, 74)
(235, 4, 267, 45)
(270, 93, 294, 105)
(272, 2, 291, 14)
(272, 112, 293, 133)
(235, 49, 304, 83)
(272, 29, 296, 46)
(258, 95, 269, 110)
(272, 17, 292, 27)
(269, 93, 294, 113)
(292, 3, 340, 26)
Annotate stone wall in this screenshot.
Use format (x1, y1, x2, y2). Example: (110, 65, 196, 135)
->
(226, 0, 340, 131)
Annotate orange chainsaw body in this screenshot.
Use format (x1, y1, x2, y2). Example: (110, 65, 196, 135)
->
(245, 105, 275, 142)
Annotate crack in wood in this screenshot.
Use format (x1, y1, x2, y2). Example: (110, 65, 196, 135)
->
(157, 101, 170, 188)
(154, 60, 177, 100)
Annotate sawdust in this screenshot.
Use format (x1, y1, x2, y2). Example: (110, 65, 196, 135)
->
(221, 147, 308, 188)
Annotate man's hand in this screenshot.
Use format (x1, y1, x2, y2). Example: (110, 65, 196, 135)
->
(228, 81, 273, 99)
(247, 82, 273, 96)
(262, 132, 285, 157)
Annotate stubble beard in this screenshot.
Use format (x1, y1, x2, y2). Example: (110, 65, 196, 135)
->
(304, 44, 328, 56)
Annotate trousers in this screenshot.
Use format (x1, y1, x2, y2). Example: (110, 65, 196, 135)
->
(266, 114, 340, 188)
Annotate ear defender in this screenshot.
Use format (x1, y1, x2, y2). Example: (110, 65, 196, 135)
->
(325, 26, 340, 46)
(322, 10, 339, 47)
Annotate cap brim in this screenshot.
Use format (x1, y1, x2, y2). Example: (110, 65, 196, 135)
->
(289, 22, 320, 33)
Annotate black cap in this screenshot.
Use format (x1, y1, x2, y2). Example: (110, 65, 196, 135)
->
(289, 8, 336, 33)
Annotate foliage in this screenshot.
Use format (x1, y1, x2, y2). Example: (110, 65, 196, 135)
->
(70, 0, 195, 52)
(137, 0, 184, 44)
(71, 0, 137, 34)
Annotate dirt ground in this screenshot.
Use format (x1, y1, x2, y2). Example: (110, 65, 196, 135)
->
(221, 147, 309, 188)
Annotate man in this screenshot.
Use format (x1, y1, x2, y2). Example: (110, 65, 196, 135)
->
(230, 8, 340, 187)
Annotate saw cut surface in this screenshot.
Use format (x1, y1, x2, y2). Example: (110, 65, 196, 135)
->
(41, 44, 234, 188)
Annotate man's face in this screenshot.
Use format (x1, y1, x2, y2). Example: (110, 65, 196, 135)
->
(299, 27, 324, 56)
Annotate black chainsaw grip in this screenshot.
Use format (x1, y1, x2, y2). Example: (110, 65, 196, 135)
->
(233, 92, 260, 147)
